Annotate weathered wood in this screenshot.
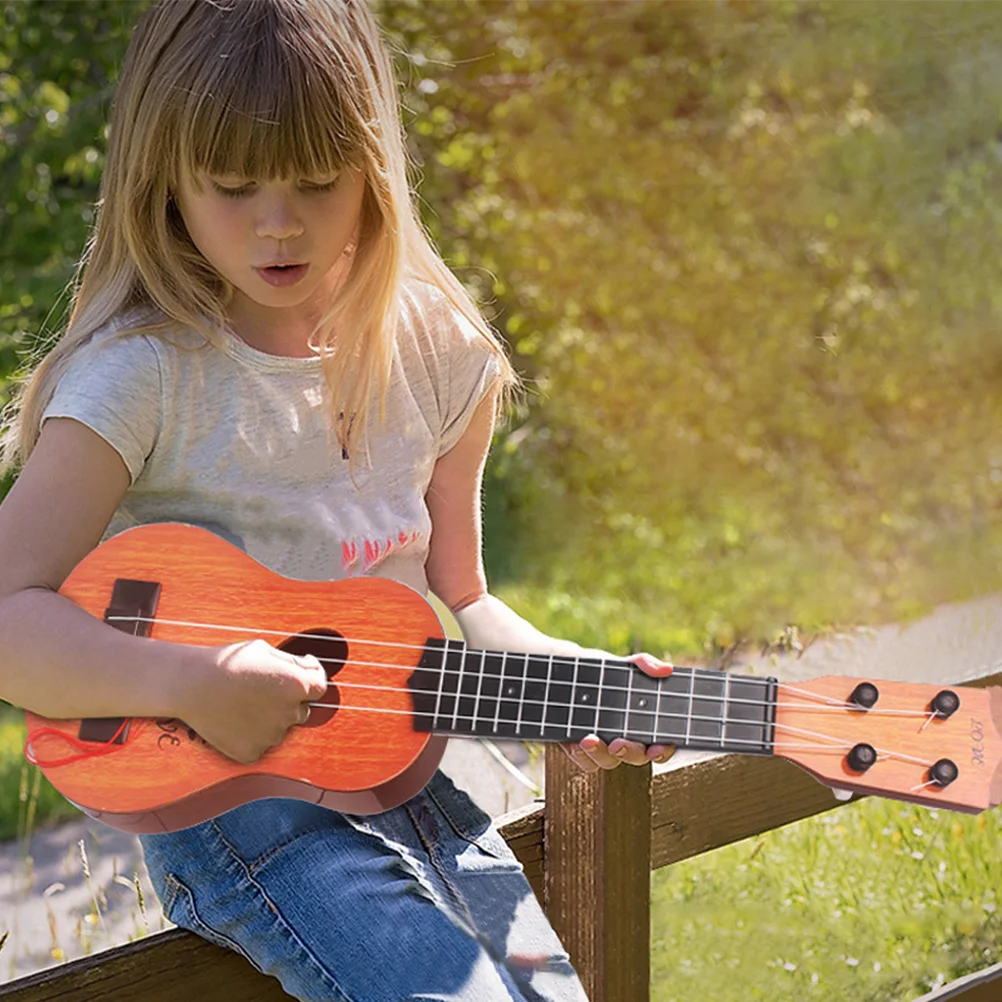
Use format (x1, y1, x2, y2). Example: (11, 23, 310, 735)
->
(0, 929, 289, 1001)
(497, 798, 545, 900)
(651, 753, 843, 868)
(543, 745, 651, 1002)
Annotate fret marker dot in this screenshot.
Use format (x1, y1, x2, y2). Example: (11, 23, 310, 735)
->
(639, 698, 648, 708)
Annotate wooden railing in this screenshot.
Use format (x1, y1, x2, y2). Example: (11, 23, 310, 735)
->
(2, 671, 1000, 1002)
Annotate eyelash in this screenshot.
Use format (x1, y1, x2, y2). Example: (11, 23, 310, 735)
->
(212, 180, 340, 199)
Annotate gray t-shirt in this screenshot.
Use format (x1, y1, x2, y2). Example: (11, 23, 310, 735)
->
(41, 280, 500, 595)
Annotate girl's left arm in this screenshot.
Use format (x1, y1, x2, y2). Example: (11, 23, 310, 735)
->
(424, 390, 674, 773)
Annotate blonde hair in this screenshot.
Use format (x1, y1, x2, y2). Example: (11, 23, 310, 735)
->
(0, 0, 516, 471)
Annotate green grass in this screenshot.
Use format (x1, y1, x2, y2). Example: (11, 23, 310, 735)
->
(0, 704, 81, 842)
(651, 798, 1001, 1001)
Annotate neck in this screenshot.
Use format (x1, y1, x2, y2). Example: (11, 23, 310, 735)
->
(408, 639, 778, 755)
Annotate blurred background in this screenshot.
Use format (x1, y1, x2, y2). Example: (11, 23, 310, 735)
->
(1, 2, 1001, 999)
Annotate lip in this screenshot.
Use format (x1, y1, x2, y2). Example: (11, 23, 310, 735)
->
(255, 262, 309, 288)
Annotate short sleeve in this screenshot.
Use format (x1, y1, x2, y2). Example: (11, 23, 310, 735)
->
(437, 309, 504, 456)
(41, 333, 162, 485)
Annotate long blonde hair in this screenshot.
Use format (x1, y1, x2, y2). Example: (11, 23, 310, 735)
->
(0, 0, 516, 471)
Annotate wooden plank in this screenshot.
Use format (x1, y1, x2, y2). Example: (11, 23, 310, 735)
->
(543, 745, 651, 1002)
(910, 961, 1002, 1001)
(497, 800, 544, 900)
(0, 929, 289, 1001)
(651, 753, 843, 868)
(0, 809, 546, 1002)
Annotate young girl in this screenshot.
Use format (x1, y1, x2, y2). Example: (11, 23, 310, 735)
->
(0, 2, 673, 999)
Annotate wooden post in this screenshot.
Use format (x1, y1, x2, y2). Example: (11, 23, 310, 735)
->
(543, 745, 652, 1002)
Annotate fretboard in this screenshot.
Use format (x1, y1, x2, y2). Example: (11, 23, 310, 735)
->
(408, 638, 777, 755)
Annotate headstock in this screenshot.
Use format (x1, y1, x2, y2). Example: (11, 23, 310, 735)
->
(774, 676, 1002, 814)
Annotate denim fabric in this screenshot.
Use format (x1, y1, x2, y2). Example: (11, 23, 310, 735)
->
(139, 770, 589, 1002)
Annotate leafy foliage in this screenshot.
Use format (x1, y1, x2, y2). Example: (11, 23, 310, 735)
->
(378, 0, 1002, 653)
(3, 1, 1002, 659)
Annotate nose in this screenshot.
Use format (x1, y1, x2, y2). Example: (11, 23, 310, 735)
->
(255, 192, 305, 242)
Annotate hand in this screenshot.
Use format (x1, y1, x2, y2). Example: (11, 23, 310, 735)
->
(176, 639, 329, 764)
(560, 652, 677, 773)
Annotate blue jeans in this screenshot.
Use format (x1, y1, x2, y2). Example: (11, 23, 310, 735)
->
(140, 770, 589, 1002)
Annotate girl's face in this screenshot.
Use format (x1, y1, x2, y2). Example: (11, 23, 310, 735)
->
(175, 166, 366, 340)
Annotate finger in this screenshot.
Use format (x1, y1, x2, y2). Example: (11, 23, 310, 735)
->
(580, 735, 625, 771)
(297, 702, 312, 726)
(561, 741, 600, 773)
(607, 738, 650, 767)
(628, 652, 673, 677)
(646, 743, 676, 765)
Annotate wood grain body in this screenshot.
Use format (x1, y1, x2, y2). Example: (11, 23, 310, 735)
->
(776, 675, 1002, 814)
(23, 523, 447, 832)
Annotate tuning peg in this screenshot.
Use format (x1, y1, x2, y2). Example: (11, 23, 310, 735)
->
(928, 758, 958, 787)
(849, 682, 879, 710)
(846, 742, 877, 773)
(929, 690, 960, 719)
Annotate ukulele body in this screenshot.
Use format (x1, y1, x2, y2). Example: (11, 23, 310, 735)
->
(24, 522, 448, 833)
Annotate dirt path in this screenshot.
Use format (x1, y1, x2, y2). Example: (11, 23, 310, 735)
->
(3, 588, 1001, 984)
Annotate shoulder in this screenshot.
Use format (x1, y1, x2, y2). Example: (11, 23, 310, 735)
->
(396, 280, 494, 370)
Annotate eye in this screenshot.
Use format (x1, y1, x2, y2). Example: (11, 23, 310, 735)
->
(211, 181, 255, 199)
(300, 178, 340, 194)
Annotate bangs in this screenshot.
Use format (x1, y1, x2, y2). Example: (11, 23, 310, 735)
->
(172, 3, 365, 182)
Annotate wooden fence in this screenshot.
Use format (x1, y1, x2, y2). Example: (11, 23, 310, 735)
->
(1, 670, 1000, 1002)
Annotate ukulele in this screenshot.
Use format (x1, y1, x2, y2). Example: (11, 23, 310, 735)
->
(23, 522, 1002, 834)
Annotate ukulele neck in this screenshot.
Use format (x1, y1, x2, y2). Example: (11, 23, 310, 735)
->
(409, 638, 778, 754)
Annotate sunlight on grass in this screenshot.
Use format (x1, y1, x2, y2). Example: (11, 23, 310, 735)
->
(651, 798, 1001, 1001)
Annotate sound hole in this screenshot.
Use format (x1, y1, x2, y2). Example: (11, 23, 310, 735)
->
(278, 629, 347, 728)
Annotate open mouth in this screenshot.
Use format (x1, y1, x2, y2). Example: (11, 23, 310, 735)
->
(256, 263, 309, 287)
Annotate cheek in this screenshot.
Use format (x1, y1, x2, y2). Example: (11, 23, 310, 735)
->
(181, 200, 243, 263)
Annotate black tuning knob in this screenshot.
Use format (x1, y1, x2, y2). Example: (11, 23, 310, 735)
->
(849, 682, 879, 710)
(928, 759, 958, 788)
(929, 690, 960, 719)
(846, 743, 877, 773)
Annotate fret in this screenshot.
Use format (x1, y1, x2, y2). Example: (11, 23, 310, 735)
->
(596, 657, 607, 736)
(690, 672, 727, 748)
(542, 654, 554, 735)
(409, 638, 448, 732)
(477, 651, 504, 735)
(651, 661, 662, 744)
(431, 638, 450, 730)
(522, 655, 549, 737)
(624, 664, 635, 740)
(595, 661, 630, 741)
(514, 653, 528, 736)
(723, 675, 778, 753)
(571, 657, 603, 738)
(545, 655, 574, 739)
(627, 668, 658, 743)
(453, 646, 482, 736)
(473, 648, 487, 734)
(496, 652, 525, 737)
(684, 670, 694, 745)
(450, 645, 465, 732)
(722, 673, 730, 750)
(435, 641, 464, 730)
(567, 657, 579, 740)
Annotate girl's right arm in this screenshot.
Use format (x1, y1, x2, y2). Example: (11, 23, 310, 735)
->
(0, 417, 326, 763)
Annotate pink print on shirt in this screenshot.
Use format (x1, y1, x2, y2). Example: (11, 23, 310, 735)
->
(342, 529, 422, 573)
